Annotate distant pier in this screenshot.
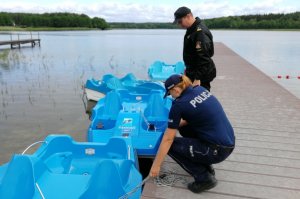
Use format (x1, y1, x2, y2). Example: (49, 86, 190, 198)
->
(0, 32, 41, 49)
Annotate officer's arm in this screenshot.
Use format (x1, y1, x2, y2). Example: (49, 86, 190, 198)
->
(195, 29, 214, 57)
(151, 128, 176, 172)
(191, 31, 207, 81)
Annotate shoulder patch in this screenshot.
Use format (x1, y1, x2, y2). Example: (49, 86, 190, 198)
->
(195, 41, 202, 50)
(197, 27, 202, 32)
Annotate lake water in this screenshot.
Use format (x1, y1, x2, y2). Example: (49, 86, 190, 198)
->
(0, 30, 299, 163)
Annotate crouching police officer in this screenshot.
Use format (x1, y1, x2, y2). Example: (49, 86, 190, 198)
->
(150, 74, 235, 193)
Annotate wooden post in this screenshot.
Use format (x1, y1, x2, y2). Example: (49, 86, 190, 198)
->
(38, 32, 41, 46)
(18, 34, 20, 48)
(10, 34, 13, 49)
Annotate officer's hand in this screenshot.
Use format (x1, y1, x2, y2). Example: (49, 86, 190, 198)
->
(149, 164, 161, 177)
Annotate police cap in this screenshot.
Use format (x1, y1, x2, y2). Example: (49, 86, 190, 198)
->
(173, 6, 191, 24)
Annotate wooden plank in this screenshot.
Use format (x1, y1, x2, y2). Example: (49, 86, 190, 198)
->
(227, 153, 300, 168)
(143, 179, 300, 199)
(142, 182, 249, 199)
(236, 133, 300, 145)
(216, 170, 300, 191)
(164, 157, 300, 177)
(215, 161, 300, 179)
(234, 146, 300, 160)
(160, 161, 300, 190)
(236, 140, 300, 152)
(234, 127, 300, 139)
(141, 196, 163, 199)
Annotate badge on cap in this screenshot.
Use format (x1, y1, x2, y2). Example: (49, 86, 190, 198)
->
(167, 84, 175, 90)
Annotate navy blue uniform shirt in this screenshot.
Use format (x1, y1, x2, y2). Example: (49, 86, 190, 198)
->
(168, 86, 235, 146)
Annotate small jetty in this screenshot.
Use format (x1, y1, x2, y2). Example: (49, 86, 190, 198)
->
(142, 42, 300, 199)
(0, 33, 40, 49)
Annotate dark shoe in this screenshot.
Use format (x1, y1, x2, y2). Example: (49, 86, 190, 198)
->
(207, 165, 215, 176)
(187, 175, 217, 193)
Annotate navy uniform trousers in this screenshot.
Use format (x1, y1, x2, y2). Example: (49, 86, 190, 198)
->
(168, 125, 234, 183)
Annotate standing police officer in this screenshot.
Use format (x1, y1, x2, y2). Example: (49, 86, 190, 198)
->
(174, 7, 216, 91)
(150, 74, 235, 193)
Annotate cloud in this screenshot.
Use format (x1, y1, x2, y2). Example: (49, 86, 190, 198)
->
(0, 0, 298, 22)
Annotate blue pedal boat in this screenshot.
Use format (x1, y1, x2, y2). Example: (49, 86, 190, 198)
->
(85, 73, 164, 101)
(148, 61, 185, 81)
(0, 135, 142, 199)
(87, 89, 172, 157)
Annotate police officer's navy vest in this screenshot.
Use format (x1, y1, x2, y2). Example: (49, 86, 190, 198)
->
(168, 86, 235, 146)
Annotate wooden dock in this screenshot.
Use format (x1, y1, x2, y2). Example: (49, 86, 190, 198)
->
(142, 43, 300, 199)
(0, 33, 40, 49)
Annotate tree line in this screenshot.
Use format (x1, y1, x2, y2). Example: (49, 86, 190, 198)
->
(205, 12, 300, 29)
(0, 12, 109, 29)
(0, 12, 299, 30)
(109, 22, 178, 29)
(110, 12, 300, 29)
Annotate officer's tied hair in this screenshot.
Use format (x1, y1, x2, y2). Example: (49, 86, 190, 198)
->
(176, 75, 192, 90)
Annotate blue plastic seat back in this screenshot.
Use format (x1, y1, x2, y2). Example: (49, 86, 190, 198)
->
(102, 74, 114, 82)
(151, 61, 163, 73)
(105, 137, 128, 159)
(39, 135, 128, 160)
(79, 160, 125, 199)
(144, 93, 168, 119)
(121, 73, 137, 86)
(0, 155, 35, 199)
(106, 77, 125, 90)
(118, 160, 142, 195)
(175, 62, 185, 74)
(102, 91, 122, 120)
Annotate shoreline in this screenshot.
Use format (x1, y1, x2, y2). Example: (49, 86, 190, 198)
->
(0, 26, 103, 32)
(0, 26, 300, 32)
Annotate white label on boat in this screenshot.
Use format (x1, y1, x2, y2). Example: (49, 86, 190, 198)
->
(123, 118, 133, 124)
(136, 96, 142, 101)
(85, 148, 95, 155)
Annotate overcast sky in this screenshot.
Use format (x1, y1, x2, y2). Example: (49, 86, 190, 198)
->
(0, 0, 299, 22)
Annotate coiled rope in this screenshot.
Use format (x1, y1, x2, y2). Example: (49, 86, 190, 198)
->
(154, 169, 188, 187)
(119, 169, 187, 199)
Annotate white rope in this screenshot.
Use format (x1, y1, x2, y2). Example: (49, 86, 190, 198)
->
(119, 175, 150, 199)
(154, 169, 188, 187)
(127, 145, 131, 160)
(22, 141, 46, 155)
(36, 183, 45, 199)
(120, 170, 187, 198)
